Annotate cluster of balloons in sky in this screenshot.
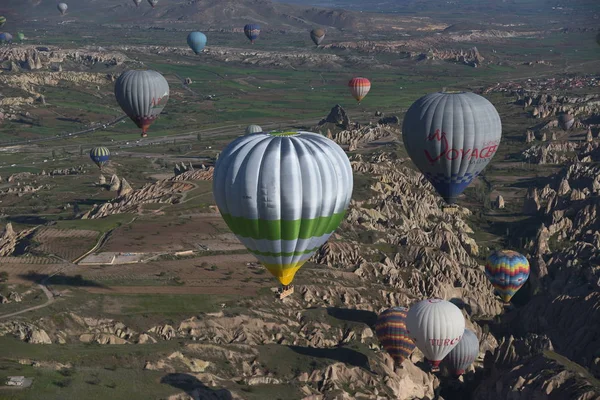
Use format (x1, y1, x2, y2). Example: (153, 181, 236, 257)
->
(107, 64, 533, 302)
(375, 299, 479, 375)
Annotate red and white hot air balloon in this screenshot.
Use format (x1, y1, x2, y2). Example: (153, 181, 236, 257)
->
(405, 298, 465, 371)
(348, 77, 371, 104)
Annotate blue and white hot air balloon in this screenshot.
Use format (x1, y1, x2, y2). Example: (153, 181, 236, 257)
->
(244, 24, 260, 44)
(402, 91, 502, 205)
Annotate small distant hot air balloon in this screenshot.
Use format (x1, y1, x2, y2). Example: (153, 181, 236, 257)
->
(213, 131, 354, 297)
(310, 28, 325, 46)
(0, 17, 6, 28)
(0, 33, 13, 44)
(187, 32, 207, 54)
(375, 306, 416, 367)
(485, 250, 530, 303)
(17, 32, 25, 42)
(445, 329, 479, 377)
(58, 3, 68, 15)
(405, 299, 465, 371)
(245, 124, 262, 135)
(114, 70, 169, 138)
(244, 24, 260, 44)
(402, 91, 502, 205)
(90, 146, 110, 170)
(148, 0, 158, 8)
(348, 77, 371, 104)
(557, 113, 575, 131)
(132, 0, 142, 6)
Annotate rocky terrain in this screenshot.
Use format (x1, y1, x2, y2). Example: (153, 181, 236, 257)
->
(1, 100, 599, 398)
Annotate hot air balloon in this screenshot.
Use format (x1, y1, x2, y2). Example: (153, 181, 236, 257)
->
(16, 32, 25, 42)
(244, 24, 260, 44)
(558, 113, 574, 131)
(445, 329, 479, 377)
(148, 0, 158, 8)
(245, 124, 262, 135)
(310, 28, 325, 46)
(402, 91, 502, 205)
(348, 77, 371, 104)
(405, 299, 465, 371)
(375, 306, 416, 367)
(0, 33, 13, 44)
(213, 130, 354, 299)
(114, 70, 169, 138)
(187, 32, 207, 54)
(132, 0, 142, 6)
(90, 146, 110, 170)
(58, 3, 68, 15)
(0, 17, 6, 27)
(485, 250, 530, 303)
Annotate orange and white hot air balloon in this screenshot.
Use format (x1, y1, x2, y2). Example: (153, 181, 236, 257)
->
(348, 77, 371, 104)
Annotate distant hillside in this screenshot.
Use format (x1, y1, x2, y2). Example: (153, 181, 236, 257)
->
(0, 0, 365, 31)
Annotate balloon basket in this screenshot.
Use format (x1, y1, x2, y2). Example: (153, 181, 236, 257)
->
(442, 205, 459, 214)
(277, 285, 294, 300)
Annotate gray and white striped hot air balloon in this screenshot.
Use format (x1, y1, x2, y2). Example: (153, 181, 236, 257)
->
(132, 0, 142, 6)
(245, 124, 262, 135)
(405, 299, 465, 371)
(402, 91, 502, 205)
(212, 130, 354, 288)
(445, 328, 479, 377)
(57, 2, 68, 15)
(147, 0, 158, 7)
(114, 70, 169, 138)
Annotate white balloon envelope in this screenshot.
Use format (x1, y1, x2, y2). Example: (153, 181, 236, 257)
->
(405, 298, 465, 371)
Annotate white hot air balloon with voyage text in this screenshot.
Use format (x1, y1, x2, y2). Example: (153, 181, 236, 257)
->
(402, 91, 502, 205)
(405, 299, 465, 371)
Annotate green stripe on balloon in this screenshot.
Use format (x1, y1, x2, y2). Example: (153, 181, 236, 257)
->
(220, 211, 346, 241)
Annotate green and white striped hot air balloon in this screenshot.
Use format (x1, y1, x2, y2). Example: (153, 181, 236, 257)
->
(213, 130, 354, 288)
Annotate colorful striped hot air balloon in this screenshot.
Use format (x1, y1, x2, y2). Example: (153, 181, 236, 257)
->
(375, 307, 416, 367)
(445, 329, 479, 376)
(114, 70, 169, 138)
(485, 250, 530, 303)
(402, 91, 502, 205)
(244, 24, 260, 44)
(244, 124, 262, 135)
(213, 130, 354, 294)
(90, 146, 110, 170)
(405, 299, 465, 372)
(348, 77, 371, 104)
(0, 17, 6, 28)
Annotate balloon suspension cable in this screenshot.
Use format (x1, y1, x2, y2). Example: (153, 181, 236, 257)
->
(277, 285, 294, 300)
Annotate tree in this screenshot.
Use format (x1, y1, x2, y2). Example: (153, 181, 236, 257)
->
(0, 271, 8, 282)
(52, 150, 56, 158)
(197, 133, 202, 141)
